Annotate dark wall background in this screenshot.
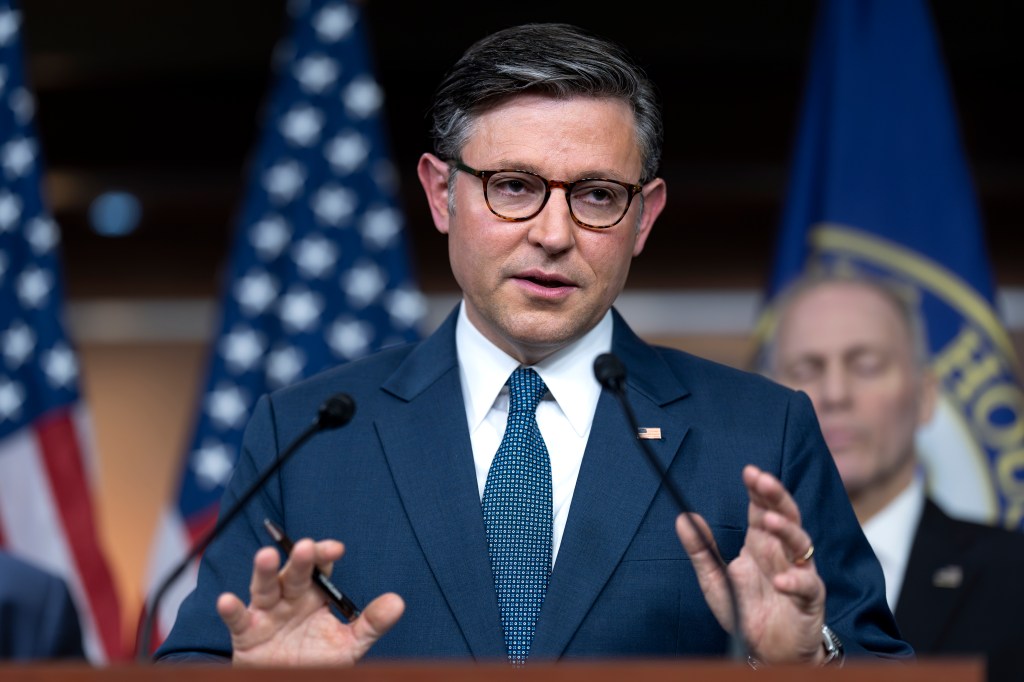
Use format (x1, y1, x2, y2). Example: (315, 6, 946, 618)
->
(20, 0, 1023, 299)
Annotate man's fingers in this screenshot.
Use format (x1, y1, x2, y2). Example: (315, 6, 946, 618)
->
(675, 513, 735, 631)
(216, 592, 251, 635)
(350, 593, 406, 654)
(313, 539, 344, 578)
(744, 465, 801, 524)
(772, 567, 826, 608)
(248, 537, 345, 611)
(279, 538, 318, 600)
(675, 512, 725, 573)
(761, 510, 814, 565)
(249, 546, 283, 610)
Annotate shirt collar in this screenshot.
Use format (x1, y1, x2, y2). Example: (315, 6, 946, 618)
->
(863, 474, 925, 549)
(455, 302, 613, 437)
(862, 473, 925, 600)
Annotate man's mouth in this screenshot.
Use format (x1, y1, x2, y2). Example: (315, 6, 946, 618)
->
(523, 274, 570, 288)
(516, 269, 574, 289)
(822, 426, 859, 451)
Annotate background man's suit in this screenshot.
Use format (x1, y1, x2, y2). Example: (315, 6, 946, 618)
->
(896, 499, 1024, 681)
(0, 551, 85, 660)
(158, 309, 910, 661)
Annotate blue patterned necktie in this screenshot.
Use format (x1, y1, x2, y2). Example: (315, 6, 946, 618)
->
(482, 367, 553, 665)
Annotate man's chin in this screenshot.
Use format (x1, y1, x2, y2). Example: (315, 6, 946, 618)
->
(833, 459, 867, 493)
(501, 310, 592, 346)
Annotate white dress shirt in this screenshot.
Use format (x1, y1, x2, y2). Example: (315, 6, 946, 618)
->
(861, 473, 926, 613)
(455, 302, 612, 566)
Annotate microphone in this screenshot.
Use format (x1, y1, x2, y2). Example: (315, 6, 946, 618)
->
(136, 392, 357, 662)
(593, 352, 626, 392)
(593, 353, 749, 660)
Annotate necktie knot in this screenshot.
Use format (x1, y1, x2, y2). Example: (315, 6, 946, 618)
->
(508, 367, 546, 415)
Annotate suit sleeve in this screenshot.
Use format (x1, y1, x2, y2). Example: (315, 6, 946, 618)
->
(779, 390, 914, 660)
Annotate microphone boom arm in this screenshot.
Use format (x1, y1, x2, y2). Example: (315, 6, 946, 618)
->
(594, 353, 750, 661)
(137, 393, 355, 661)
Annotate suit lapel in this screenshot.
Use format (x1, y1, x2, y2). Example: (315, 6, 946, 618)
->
(376, 310, 506, 659)
(894, 500, 967, 650)
(531, 312, 691, 658)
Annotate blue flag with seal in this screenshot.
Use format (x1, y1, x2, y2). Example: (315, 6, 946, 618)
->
(141, 0, 426, 650)
(759, 0, 1023, 529)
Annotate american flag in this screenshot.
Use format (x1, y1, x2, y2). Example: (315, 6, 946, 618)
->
(0, 0, 123, 662)
(141, 0, 425, 651)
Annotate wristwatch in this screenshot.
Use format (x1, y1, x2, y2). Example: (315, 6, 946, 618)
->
(745, 624, 844, 669)
(820, 624, 845, 666)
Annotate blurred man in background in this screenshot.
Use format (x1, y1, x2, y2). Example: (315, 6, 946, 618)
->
(0, 550, 85, 660)
(766, 273, 1024, 681)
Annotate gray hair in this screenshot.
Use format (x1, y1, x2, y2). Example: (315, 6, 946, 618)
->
(761, 270, 931, 376)
(428, 23, 663, 185)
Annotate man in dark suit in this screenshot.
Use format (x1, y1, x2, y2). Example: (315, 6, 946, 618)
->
(0, 550, 85, 660)
(766, 273, 1024, 681)
(157, 23, 909, 666)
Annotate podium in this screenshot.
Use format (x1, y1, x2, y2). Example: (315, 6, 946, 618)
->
(0, 659, 984, 681)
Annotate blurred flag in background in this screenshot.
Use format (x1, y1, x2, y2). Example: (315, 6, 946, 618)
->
(759, 0, 1023, 528)
(0, 0, 123, 662)
(142, 0, 425, 650)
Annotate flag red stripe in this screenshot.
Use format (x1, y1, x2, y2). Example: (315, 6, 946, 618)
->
(35, 408, 125, 660)
(185, 505, 219, 547)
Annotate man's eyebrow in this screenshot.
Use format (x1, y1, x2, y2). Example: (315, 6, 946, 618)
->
(487, 161, 631, 180)
(781, 354, 825, 371)
(842, 344, 886, 360)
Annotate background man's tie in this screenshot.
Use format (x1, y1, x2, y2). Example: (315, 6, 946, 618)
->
(482, 367, 553, 664)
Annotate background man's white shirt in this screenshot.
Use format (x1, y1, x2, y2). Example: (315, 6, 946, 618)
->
(862, 473, 926, 613)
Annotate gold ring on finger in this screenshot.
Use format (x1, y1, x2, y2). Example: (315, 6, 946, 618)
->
(793, 543, 814, 566)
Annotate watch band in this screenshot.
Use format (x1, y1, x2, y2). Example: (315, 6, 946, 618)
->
(744, 624, 845, 669)
(820, 623, 845, 667)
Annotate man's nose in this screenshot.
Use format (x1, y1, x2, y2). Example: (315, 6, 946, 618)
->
(526, 190, 575, 253)
(818, 365, 853, 410)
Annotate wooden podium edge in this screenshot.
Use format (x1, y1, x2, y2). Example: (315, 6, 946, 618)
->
(0, 657, 984, 681)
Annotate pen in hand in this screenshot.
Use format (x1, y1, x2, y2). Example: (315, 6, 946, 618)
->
(263, 517, 362, 621)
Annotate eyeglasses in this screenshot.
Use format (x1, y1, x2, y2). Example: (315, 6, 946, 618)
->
(450, 160, 644, 229)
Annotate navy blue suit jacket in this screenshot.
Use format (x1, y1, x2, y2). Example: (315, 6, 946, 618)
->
(0, 551, 85, 660)
(158, 308, 910, 662)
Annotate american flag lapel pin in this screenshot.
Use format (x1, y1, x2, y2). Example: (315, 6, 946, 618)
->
(637, 427, 662, 440)
(932, 564, 963, 589)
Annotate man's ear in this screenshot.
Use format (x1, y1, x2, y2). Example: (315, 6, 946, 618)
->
(417, 153, 452, 235)
(632, 178, 666, 257)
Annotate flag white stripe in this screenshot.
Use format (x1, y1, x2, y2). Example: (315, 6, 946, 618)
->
(144, 508, 198, 640)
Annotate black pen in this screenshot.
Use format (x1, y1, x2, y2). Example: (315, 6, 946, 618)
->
(263, 518, 362, 621)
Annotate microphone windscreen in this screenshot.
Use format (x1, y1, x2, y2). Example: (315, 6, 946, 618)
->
(593, 353, 627, 391)
(318, 393, 356, 429)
